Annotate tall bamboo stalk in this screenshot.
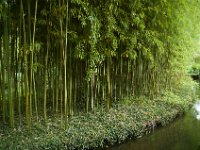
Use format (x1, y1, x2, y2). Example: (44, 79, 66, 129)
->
(32, 0, 39, 125)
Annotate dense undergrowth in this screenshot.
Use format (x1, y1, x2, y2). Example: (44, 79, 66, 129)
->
(0, 87, 196, 150)
(1, 0, 200, 129)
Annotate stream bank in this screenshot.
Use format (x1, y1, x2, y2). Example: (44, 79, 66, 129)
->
(0, 92, 192, 150)
(106, 101, 200, 150)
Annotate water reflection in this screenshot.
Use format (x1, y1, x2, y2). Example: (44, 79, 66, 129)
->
(194, 101, 200, 120)
(106, 102, 200, 150)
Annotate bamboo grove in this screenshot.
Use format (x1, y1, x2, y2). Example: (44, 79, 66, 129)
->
(0, 0, 200, 128)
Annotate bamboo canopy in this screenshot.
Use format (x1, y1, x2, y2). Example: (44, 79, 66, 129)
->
(0, 0, 200, 128)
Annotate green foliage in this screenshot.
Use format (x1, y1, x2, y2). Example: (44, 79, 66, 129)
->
(0, 96, 185, 150)
(154, 78, 198, 112)
(0, 0, 200, 132)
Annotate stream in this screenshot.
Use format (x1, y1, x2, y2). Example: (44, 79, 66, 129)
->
(106, 101, 200, 150)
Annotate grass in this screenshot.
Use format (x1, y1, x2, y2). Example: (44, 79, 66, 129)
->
(0, 91, 196, 150)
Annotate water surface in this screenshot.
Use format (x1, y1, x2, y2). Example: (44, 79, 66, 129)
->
(106, 102, 200, 150)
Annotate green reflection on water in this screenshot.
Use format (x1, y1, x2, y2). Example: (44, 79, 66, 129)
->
(107, 107, 200, 150)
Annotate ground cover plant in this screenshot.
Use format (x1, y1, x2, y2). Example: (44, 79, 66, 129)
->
(0, 90, 196, 150)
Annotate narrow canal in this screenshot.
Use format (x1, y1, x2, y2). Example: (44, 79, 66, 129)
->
(106, 102, 200, 150)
